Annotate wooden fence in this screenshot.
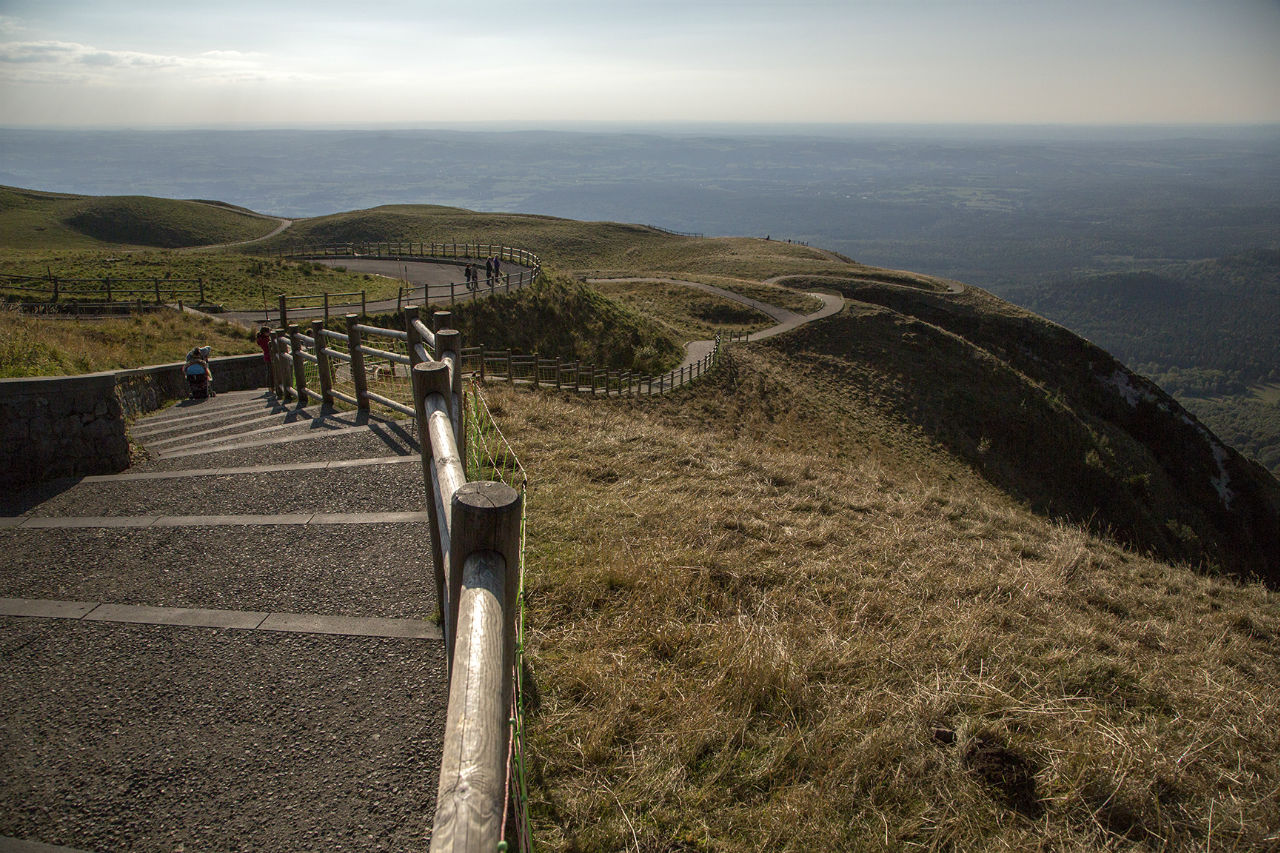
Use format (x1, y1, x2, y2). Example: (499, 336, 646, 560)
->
(462, 335, 724, 397)
(262, 304, 726, 852)
(266, 243, 543, 325)
(0, 272, 205, 308)
(265, 308, 527, 851)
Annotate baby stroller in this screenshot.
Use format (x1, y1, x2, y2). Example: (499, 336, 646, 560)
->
(185, 361, 212, 399)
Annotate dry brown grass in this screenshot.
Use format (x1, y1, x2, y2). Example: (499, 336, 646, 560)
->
(482, 348, 1280, 851)
(588, 279, 777, 340)
(0, 306, 258, 378)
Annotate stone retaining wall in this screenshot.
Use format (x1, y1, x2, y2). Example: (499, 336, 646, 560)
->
(0, 354, 267, 485)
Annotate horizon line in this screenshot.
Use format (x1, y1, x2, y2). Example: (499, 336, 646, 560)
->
(3, 120, 1279, 136)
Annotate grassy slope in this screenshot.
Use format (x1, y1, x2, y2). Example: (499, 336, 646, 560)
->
(356, 270, 686, 374)
(487, 340, 1280, 850)
(0, 308, 258, 378)
(799, 281, 1280, 581)
(0, 252, 400, 311)
(0, 186, 280, 249)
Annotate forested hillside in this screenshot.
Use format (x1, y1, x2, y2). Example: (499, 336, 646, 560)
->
(1007, 250, 1280, 475)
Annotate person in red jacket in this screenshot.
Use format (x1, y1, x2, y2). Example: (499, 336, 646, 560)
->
(256, 326, 272, 388)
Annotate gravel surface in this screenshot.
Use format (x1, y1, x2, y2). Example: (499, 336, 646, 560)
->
(131, 424, 419, 473)
(24, 462, 426, 518)
(0, 524, 437, 618)
(0, 619, 445, 852)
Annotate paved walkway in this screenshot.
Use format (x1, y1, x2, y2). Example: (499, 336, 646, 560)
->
(1, 390, 446, 851)
(586, 277, 845, 375)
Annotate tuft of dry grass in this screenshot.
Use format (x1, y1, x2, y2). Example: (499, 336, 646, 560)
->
(481, 348, 1280, 851)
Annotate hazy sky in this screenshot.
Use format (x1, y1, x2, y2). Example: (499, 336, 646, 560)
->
(1, 0, 1278, 127)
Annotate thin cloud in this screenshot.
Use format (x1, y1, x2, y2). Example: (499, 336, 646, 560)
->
(0, 39, 323, 84)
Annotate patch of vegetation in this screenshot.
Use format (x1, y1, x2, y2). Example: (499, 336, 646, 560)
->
(588, 279, 775, 341)
(1181, 393, 1280, 476)
(477, 355, 1280, 850)
(0, 306, 258, 378)
(0, 251, 398, 311)
(0, 186, 279, 249)
(805, 281, 1280, 580)
(396, 270, 684, 374)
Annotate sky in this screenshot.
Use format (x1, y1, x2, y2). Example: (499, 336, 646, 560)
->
(1, 0, 1278, 128)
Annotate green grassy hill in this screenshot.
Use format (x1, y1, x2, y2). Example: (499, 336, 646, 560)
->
(261, 203, 866, 282)
(0, 186, 281, 249)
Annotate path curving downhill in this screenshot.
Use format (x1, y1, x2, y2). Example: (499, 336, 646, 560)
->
(586, 277, 845, 373)
(178, 203, 294, 254)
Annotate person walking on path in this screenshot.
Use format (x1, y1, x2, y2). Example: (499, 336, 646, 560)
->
(492, 255, 501, 286)
(484, 257, 494, 288)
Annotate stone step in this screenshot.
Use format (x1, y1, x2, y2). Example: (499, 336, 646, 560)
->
(132, 418, 419, 471)
(0, 522, 437, 619)
(15, 458, 426, 519)
(129, 398, 286, 439)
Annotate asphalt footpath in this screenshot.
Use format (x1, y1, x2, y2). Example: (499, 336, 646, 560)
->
(1, 389, 447, 852)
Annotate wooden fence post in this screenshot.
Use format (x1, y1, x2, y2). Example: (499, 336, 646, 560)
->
(289, 324, 307, 402)
(361, 291, 367, 319)
(405, 306, 423, 367)
(312, 318, 333, 406)
(411, 360, 453, 661)
(278, 295, 288, 331)
(436, 328, 465, 459)
(324, 292, 330, 323)
(346, 313, 370, 410)
(433, 480, 522, 852)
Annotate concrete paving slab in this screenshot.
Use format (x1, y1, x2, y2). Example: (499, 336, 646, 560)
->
(82, 603, 268, 629)
(150, 513, 316, 527)
(0, 517, 23, 529)
(0, 599, 96, 619)
(14, 516, 157, 529)
(310, 511, 429, 524)
(258, 612, 440, 640)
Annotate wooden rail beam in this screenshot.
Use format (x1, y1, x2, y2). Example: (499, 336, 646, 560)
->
(432, 482, 522, 852)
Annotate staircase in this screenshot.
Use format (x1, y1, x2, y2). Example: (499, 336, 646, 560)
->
(0, 390, 447, 851)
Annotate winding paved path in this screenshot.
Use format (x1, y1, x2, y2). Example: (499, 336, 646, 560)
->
(587, 277, 845, 373)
